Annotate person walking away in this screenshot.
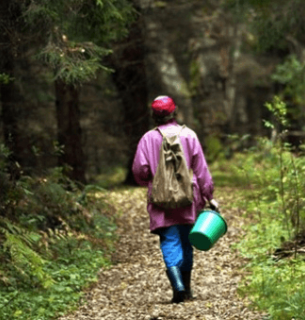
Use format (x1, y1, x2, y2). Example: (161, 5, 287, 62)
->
(132, 95, 218, 303)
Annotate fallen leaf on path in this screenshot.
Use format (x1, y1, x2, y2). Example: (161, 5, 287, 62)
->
(58, 187, 264, 320)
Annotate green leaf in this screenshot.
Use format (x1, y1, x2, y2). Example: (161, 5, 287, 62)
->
(13, 310, 22, 317)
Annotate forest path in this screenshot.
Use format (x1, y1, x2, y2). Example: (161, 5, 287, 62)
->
(59, 187, 263, 320)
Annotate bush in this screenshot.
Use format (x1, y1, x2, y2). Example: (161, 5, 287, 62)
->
(223, 96, 305, 319)
(0, 145, 117, 319)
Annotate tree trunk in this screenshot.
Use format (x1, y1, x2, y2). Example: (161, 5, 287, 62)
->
(55, 79, 86, 184)
(222, 24, 242, 133)
(0, 0, 22, 180)
(144, 16, 195, 128)
(110, 13, 149, 185)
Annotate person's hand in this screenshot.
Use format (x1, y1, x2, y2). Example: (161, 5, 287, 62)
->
(209, 199, 219, 212)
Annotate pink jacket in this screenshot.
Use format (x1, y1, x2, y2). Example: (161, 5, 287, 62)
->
(132, 119, 214, 233)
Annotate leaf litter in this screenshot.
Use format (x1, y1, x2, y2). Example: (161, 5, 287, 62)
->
(58, 187, 265, 320)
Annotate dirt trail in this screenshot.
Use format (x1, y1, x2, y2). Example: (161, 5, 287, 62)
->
(59, 187, 263, 320)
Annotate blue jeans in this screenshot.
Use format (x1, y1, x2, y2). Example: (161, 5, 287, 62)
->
(156, 225, 193, 272)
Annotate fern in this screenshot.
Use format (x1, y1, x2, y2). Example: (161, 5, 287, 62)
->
(77, 184, 107, 205)
(0, 219, 54, 288)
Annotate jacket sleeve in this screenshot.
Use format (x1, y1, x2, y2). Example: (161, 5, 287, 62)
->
(191, 135, 214, 201)
(132, 136, 152, 187)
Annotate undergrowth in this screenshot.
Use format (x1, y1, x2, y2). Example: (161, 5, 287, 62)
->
(0, 241, 111, 320)
(217, 97, 305, 319)
(0, 146, 118, 320)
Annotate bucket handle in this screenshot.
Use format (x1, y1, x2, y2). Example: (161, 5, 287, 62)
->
(204, 197, 220, 213)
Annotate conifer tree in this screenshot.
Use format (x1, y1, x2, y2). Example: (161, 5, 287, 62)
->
(23, 0, 135, 183)
(0, 0, 24, 180)
(1, 0, 135, 183)
(109, 4, 149, 185)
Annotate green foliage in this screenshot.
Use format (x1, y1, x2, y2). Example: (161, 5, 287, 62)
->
(0, 242, 111, 320)
(96, 166, 127, 189)
(264, 96, 289, 128)
(238, 250, 305, 319)
(224, 0, 305, 52)
(272, 55, 305, 122)
(225, 1, 305, 137)
(234, 198, 305, 320)
(24, 0, 135, 43)
(233, 137, 305, 228)
(154, 1, 167, 8)
(205, 135, 225, 163)
(0, 73, 14, 84)
(0, 219, 54, 289)
(0, 146, 118, 319)
(40, 42, 112, 84)
(223, 96, 305, 319)
(23, 0, 135, 84)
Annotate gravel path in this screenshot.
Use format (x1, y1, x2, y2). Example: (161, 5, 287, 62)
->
(59, 187, 264, 320)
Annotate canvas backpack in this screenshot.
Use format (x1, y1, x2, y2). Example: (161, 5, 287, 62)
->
(151, 125, 193, 209)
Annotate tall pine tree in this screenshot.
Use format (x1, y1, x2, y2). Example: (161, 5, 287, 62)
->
(1, 0, 135, 183)
(24, 0, 135, 183)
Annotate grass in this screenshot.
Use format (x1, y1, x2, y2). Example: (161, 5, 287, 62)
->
(235, 215, 305, 319)
(215, 150, 305, 320)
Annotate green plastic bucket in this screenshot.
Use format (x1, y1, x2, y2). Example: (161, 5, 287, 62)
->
(189, 209, 227, 251)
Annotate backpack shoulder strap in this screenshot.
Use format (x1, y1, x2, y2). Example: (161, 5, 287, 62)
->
(155, 126, 165, 138)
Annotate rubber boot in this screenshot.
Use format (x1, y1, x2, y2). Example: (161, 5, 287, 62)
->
(181, 271, 195, 301)
(166, 266, 185, 304)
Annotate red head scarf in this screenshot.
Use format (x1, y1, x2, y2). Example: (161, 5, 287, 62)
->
(151, 96, 176, 116)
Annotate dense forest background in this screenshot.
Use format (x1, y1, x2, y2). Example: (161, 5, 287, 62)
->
(2, 0, 305, 185)
(2, 1, 305, 319)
